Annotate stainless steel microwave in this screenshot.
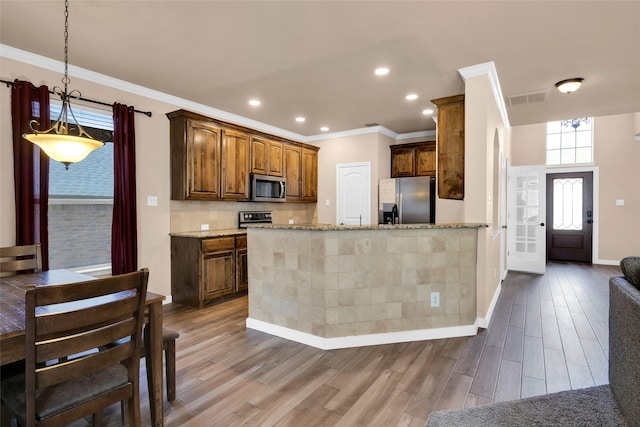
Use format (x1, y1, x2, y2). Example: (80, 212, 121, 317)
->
(250, 174, 286, 202)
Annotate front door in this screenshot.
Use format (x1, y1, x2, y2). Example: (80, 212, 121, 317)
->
(336, 162, 371, 225)
(507, 165, 547, 274)
(546, 172, 593, 263)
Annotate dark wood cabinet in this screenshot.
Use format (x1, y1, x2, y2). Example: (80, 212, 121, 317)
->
(390, 141, 436, 178)
(251, 137, 283, 177)
(284, 145, 302, 201)
(302, 148, 318, 202)
(171, 234, 248, 308)
(168, 109, 318, 203)
(221, 129, 249, 199)
(432, 94, 465, 200)
(235, 236, 248, 292)
(168, 116, 221, 200)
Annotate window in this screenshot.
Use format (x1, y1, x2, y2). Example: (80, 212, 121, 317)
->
(48, 102, 114, 273)
(546, 118, 593, 166)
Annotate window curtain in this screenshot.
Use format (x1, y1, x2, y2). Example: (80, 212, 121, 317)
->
(111, 103, 138, 275)
(11, 80, 50, 271)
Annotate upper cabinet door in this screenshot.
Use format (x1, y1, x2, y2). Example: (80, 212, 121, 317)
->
(250, 137, 283, 177)
(250, 137, 269, 175)
(391, 146, 415, 177)
(415, 145, 436, 176)
(284, 145, 302, 201)
(169, 116, 221, 200)
(221, 129, 249, 200)
(268, 140, 284, 177)
(432, 95, 465, 200)
(302, 148, 318, 202)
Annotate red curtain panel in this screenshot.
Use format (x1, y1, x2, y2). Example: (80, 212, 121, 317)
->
(11, 80, 50, 271)
(111, 103, 138, 274)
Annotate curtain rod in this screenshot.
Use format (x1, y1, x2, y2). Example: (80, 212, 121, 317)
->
(0, 79, 152, 117)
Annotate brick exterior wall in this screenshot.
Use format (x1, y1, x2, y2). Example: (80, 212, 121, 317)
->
(48, 203, 112, 269)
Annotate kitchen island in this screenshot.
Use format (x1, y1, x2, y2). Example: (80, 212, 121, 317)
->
(246, 223, 486, 349)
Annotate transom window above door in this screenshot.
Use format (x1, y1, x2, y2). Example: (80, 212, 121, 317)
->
(546, 117, 594, 166)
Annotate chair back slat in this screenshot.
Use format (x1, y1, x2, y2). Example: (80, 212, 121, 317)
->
(36, 318, 137, 363)
(0, 244, 42, 277)
(35, 295, 140, 336)
(36, 341, 134, 389)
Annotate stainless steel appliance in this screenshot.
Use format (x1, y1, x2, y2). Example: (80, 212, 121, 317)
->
(379, 177, 436, 224)
(238, 211, 273, 228)
(250, 174, 286, 202)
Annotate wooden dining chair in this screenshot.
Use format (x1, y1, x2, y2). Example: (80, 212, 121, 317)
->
(0, 268, 149, 427)
(0, 244, 42, 277)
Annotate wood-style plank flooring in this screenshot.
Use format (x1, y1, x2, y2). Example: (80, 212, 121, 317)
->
(73, 262, 621, 426)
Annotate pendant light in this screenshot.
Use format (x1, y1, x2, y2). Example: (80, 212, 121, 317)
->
(22, 0, 103, 169)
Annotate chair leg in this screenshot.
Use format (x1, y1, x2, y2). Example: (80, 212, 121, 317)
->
(165, 339, 176, 401)
(126, 395, 140, 427)
(91, 410, 103, 427)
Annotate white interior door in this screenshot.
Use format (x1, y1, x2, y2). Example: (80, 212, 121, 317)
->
(336, 162, 371, 225)
(507, 165, 546, 274)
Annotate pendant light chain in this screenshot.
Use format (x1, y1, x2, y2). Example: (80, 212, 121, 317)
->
(63, 0, 70, 91)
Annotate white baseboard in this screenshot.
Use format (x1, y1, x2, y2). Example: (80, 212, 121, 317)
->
(594, 259, 620, 266)
(245, 318, 478, 350)
(475, 280, 502, 329)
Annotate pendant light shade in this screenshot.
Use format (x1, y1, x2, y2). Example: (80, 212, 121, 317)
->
(555, 78, 584, 94)
(23, 132, 104, 167)
(22, 0, 103, 169)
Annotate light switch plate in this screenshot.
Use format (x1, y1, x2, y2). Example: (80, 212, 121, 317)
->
(616, 199, 625, 206)
(147, 195, 158, 206)
(200, 224, 209, 231)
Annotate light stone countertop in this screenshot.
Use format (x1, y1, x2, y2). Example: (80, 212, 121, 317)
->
(169, 228, 247, 238)
(246, 223, 487, 231)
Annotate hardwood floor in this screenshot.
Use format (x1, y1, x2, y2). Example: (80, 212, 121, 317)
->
(73, 262, 621, 426)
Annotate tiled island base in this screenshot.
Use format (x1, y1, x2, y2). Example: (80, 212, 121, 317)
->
(246, 224, 485, 349)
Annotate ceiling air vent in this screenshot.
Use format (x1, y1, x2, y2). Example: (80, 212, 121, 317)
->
(506, 90, 548, 106)
(364, 122, 380, 127)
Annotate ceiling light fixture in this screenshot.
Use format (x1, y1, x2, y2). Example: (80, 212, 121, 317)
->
(248, 99, 261, 106)
(320, 126, 329, 132)
(375, 67, 389, 76)
(22, 0, 103, 170)
(555, 78, 584, 94)
(295, 117, 305, 123)
(405, 94, 418, 101)
(422, 109, 434, 116)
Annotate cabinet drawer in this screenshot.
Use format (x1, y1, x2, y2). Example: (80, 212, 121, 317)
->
(236, 236, 247, 249)
(202, 237, 235, 252)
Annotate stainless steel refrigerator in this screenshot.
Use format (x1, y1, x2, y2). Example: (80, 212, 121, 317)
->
(379, 176, 436, 224)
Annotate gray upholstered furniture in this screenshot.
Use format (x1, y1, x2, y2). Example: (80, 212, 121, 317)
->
(426, 257, 640, 427)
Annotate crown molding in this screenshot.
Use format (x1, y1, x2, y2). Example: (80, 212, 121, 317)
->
(2, 44, 437, 143)
(458, 61, 510, 128)
(396, 130, 436, 140)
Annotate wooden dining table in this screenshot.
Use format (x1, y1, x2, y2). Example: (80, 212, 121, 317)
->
(0, 269, 166, 426)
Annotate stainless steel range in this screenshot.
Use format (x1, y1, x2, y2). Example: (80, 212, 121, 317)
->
(238, 211, 273, 228)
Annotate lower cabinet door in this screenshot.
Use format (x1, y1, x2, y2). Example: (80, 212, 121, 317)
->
(202, 250, 235, 300)
(236, 248, 248, 291)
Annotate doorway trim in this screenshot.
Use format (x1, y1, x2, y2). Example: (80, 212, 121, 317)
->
(545, 165, 602, 264)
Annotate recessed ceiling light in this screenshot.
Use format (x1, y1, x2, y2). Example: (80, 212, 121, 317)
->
(406, 94, 418, 101)
(375, 67, 389, 76)
(422, 109, 434, 115)
(320, 126, 329, 132)
(248, 99, 261, 106)
(295, 117, 306, 123)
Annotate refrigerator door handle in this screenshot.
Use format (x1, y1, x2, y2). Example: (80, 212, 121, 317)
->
(398, 193, 403, 224)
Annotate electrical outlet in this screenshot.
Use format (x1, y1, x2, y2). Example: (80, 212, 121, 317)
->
(430, 292, 440, 308)
(289, 219, 294, 224)
(200, 224, 209, 231)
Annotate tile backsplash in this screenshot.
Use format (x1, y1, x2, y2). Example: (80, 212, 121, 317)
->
(170, 200, 318, 232)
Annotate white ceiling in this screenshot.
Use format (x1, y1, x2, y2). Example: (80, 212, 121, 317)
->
(1, 1, 639, 136)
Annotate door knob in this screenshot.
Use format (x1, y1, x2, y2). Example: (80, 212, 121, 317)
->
(587, 219, 593, 224)
(501, 225, 507, 229)
(539, 222, 545, 226)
